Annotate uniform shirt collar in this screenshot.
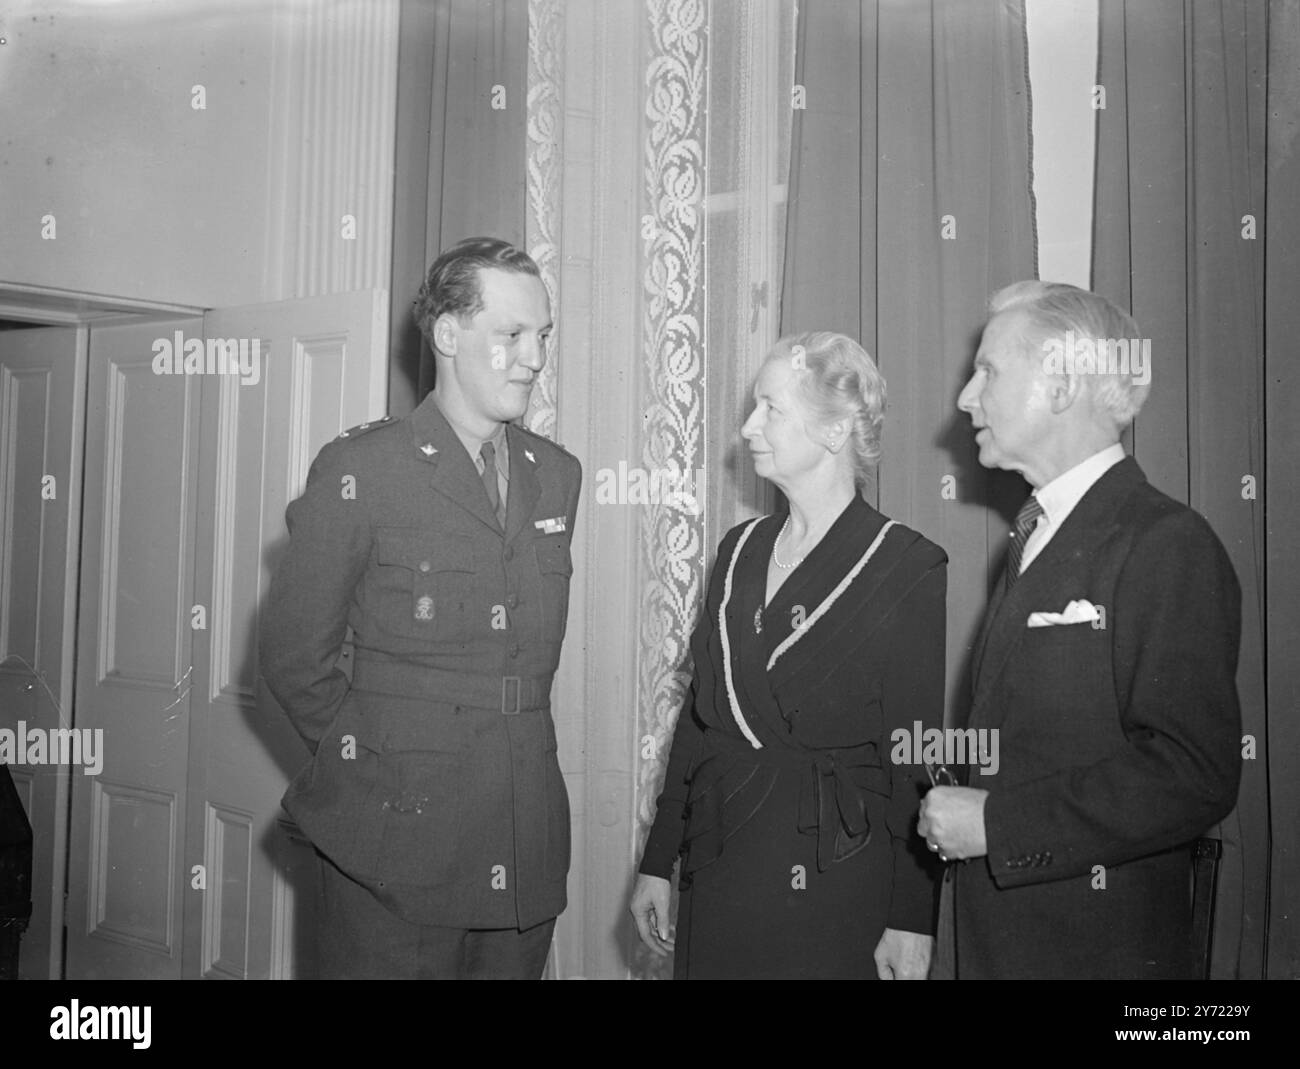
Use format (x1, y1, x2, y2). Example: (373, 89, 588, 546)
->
(435, 399, 510, 477)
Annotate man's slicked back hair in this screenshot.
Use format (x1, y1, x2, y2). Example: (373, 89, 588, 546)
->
(414, 237, 542, 351)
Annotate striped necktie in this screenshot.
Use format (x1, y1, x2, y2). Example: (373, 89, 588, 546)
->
(480, 441, 505, 527)
(1005, 494, 1044, 590)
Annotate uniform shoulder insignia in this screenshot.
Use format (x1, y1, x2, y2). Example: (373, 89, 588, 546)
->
(515, 423, 577, 461)
(336, 414, 394, 440)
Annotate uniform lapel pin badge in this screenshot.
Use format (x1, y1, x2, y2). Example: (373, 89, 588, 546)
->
(524, 449, 536, 463)
(419, 443, 437, 456)
(534, 516, 566, 534)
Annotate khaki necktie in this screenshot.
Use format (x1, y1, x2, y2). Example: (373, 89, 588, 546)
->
(480, 441, 505, 527)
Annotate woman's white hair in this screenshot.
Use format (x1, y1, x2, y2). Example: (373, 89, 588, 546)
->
(769, 331, 886, 490)
(989, 281, 1151, 428)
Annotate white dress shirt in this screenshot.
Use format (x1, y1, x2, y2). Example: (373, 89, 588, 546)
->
(1018, 443, 1126, 575)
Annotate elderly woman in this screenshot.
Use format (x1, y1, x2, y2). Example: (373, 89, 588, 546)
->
(630, 332, 947, 979)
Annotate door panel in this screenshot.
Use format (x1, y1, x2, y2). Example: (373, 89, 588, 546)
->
(65, 316, 202, 979)
(0, 325, 86, 979)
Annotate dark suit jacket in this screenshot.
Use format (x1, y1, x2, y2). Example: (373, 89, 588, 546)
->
(955, 456, 1241, 979)
(260, 393, 581, 930)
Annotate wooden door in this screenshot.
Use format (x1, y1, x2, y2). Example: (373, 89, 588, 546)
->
(182, 290, 386, 979)
(65, 293, 385, 979)
(0, 325, 87, 979)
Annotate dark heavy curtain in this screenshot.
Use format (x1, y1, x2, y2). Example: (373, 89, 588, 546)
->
(389, 0, 528, 412)
(1264, 0, 1300, 983)
(779, 0, 1036, 979)
(781, 0, 1036, 729)
(1091, 0, 1296, 980)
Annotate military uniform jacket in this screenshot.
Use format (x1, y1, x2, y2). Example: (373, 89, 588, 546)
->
(260, 392, 581, 930)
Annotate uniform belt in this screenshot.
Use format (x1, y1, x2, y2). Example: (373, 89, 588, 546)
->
(351, 656, 553, 714)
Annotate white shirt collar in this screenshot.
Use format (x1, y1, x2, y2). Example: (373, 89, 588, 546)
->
(1034, 442, 1127, 531)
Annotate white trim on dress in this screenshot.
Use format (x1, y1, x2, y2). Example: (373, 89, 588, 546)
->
(765, 520, 897, 672)
(719, 518, 765, 750)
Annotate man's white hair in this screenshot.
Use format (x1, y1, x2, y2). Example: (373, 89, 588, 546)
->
(989, 281, 1151, 428)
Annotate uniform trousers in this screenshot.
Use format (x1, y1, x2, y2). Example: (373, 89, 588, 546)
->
(315, 852, 555, 979)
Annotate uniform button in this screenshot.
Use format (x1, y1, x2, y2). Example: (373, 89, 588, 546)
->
(507, 593, 519, 608)
(419, 560, 431, 573)
(509, 644, 520, 658)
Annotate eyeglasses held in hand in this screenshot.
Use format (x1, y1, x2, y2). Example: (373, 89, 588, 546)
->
(925, 761, 958, 788)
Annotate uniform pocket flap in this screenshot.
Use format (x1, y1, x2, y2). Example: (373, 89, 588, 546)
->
(375, 527, 475, 573)
(534, 538, 573, 576)
(376, 702, 466, 753)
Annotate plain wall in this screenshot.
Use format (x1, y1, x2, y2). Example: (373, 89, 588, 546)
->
(0, 0, 1097, 309)
(0, 0, 277, 309)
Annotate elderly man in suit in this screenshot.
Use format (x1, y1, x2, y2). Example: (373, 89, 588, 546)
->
(919, 281, 1241, 979)
(260, 237, 581, 979)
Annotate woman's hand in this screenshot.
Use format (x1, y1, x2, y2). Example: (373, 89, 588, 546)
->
(873, 927, 932, 979)
(629, 874, 675, 957)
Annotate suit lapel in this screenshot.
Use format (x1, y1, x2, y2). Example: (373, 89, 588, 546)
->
(968, 457, 1145, 728)
(970, 567, 1009, 693)
(407, 394, 500, 535)
(969, 558, 1069, 729)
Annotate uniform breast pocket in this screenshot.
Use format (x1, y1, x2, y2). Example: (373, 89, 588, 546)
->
(534, 536, 574, 637)
(372, 527, 477, 641)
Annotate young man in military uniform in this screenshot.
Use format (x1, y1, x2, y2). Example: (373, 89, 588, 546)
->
(260, 237, 581, 979)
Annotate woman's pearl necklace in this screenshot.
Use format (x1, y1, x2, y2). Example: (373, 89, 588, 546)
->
(772, 516, 806, 570)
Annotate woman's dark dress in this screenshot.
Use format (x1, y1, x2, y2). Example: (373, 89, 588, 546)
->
(639, 497, 947, 979)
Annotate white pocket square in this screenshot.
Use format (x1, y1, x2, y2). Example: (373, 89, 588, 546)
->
(1026, 599, 1101, 628)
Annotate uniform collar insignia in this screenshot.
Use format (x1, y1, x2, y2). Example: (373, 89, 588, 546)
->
(419, 443, 437, 456)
